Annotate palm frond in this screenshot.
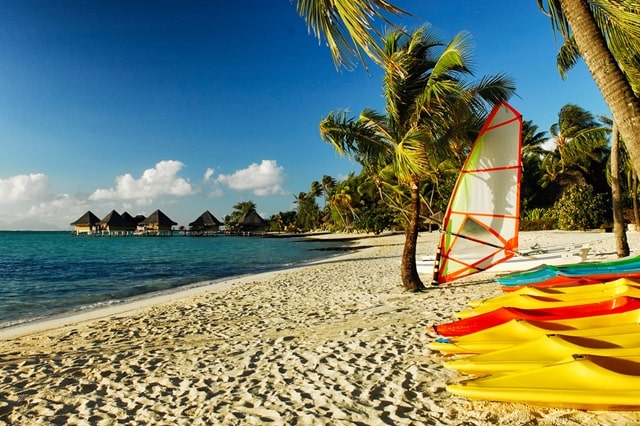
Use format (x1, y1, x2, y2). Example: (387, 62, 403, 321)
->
(295, 0, 408, 71)
(556, 36, 581, 78)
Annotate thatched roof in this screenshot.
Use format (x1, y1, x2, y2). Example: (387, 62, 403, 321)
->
(140, 209, 177, 227)
(189, 210, 223, 228)
(238, 210, 266, 230)
(122, 212, 145, 224)
(99, 210, 125, 227)
(70, 211, 101, 226)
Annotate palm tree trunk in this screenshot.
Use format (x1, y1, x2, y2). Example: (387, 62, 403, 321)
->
(611, 122, 630, 257)
(401, 180, 425, 292)
(558, 0, 640, 177)
(634, 176, 640, 232)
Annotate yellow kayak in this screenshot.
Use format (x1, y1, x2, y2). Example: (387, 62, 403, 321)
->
(444, 333, 640, 374)
(468, 278, 640, 308)
(429, 314, 640, 355)
(455, 283, 640, 319)
(447, 354, 640, 410)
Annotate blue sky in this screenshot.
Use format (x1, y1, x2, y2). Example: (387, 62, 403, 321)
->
(0, 1, 609, 230)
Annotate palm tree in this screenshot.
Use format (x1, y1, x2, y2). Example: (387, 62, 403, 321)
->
(320, 27, 514, 291)
(320, 175, 337, 208)
(294, 191, 321, 231)
(296, 0, 640, 176)
(520, 120, 549, 211)
(542, 104, 609, 192)
(615, 131, 640, 230)
(293, 0, 408, 71)
(310, 180, 323, 198)
(329, 179, 360, 229)
(609, 120, 631, 256)
(522, 120, 549, 158)
(538, 1, 640, 177)
(225, 200, 258, 229)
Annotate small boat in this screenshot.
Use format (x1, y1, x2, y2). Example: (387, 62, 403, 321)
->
(443, 333, 640, 374)
(431, 296, 640, 337)
(447, 354, 640, 410)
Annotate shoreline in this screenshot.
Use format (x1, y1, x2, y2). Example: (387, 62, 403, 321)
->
(0, 232, 367, 337)
(0, 235, 373, 341)
(2, 230, 640, 424)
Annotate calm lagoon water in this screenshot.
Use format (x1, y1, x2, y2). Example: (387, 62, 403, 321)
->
(0, 231, 349, 328)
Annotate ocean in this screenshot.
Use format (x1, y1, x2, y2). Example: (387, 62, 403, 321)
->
(0, 231, 350, 329)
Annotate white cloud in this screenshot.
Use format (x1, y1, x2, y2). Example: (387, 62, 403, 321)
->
(90, 160, 197, 201)
(207, 188, 224, 199)
(216, 160, 285, 196)
(203, 168, 215, 182)
(27, 194, 87, 218)
(0, 173, 50, 203)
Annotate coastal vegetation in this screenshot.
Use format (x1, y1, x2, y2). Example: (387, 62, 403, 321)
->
(319, 27, 515, 291)
(291, 0, 639, 286)
(73, 3, 639, 267)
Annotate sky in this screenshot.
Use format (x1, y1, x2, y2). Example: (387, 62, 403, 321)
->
(0, 1, 610, 230)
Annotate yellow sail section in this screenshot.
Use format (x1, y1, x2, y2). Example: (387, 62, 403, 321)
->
(434, 102, 522, 283)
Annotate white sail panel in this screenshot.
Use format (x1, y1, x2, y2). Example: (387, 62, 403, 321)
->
(434, 102, 522, 283)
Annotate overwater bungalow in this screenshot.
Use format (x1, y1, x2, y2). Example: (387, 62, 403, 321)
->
(189, 210, 223, 236)
(99, 210, 127, 236)
(70, 211, 101, 235)
(236, 209, 267, 235)
(137, 209, 177, 236)
(121, 212, 145, 233)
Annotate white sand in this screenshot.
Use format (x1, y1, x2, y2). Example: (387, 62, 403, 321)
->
(1, 230, 640, 425)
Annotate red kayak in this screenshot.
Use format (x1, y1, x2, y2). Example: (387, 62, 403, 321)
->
(501, 272, 640, 293)
(431, 296, 640, 337)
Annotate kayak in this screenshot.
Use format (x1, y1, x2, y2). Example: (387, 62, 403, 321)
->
(456, 280, 640, 319)
(447, 354, 640, 410)
(497, 255, 640, 287)
(431, 296, 640, 337)
(500, 272, 640, 293)
(469, 278, 640, 308)
(428, 316, 640, 355)
(443, 333, 640, 374)
(470, 282, 600, 307)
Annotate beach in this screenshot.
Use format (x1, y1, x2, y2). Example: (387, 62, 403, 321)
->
(2, 230, 640, 425)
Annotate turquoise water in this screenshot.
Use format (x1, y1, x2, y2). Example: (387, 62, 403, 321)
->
(0, 231, 349, 328)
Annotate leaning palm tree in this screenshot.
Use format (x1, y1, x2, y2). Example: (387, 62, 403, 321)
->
(608, 120, 631, 256)
(538, 1, 640, 176)
(320, 27, 514, 291)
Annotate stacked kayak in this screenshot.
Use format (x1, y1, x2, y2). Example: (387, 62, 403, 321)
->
(448, 354, 640, 410)
(430, 276, 640, 410)
(432, 295, 640, 337)
(456, 279, 640, 318)
(497, 255, 640, 290)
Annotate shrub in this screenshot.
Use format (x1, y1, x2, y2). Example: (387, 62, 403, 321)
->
(553, 185, 609, 230)
(520, 218, 557, 231)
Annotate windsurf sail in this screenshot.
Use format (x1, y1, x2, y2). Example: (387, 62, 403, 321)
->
(433, 101, 523, 284)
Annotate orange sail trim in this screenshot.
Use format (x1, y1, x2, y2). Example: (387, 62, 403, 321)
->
(433, 101, 523, 284)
